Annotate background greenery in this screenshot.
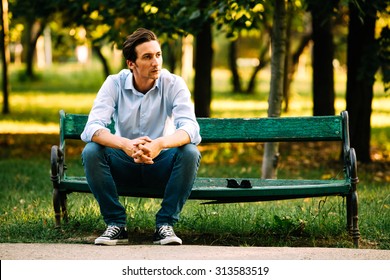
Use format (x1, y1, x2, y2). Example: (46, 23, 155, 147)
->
(0, 63, 389, 249)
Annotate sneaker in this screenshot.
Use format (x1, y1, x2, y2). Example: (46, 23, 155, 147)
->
(153, 225, 182, 245)
(95, 225, 128, 245)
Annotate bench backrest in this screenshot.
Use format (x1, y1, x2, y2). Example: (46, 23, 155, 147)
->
(59, 110, 347, 144)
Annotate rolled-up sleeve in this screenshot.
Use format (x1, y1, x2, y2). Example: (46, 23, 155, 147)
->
(81, 76, 118, 143)
(171, 78, 202, 145)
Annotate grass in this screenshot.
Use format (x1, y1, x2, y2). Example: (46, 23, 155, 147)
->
(0, 63, 389, 249)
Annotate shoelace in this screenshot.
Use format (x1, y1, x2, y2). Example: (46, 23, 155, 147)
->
(158, 225, 174, 237)
(103, 225, 120, 237)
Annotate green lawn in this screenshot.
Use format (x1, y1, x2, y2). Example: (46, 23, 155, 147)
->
(0, 63, 389, 248)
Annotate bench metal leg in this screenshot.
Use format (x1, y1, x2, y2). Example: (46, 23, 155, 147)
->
(346, 193, 360, 248)
(60, 191, 68, 223)
(350, 181, 360, 248)
(51, 145, 67, 227)
(348, 148, 360, 248)
(53, 189, 61, 228)
(346, 194, 354, 233)
(53, 189, 68, 228)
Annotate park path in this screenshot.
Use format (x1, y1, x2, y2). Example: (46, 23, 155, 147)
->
(1, 243, 389, 260)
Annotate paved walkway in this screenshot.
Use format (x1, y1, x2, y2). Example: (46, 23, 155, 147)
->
(1, 243, 389, 260)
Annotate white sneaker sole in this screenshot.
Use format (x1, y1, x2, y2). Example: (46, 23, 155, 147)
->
(153, 236, 182, 245)
(95, 238, 129, 246)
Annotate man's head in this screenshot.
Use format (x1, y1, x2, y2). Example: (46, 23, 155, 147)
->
(122, 28, 159, 63)
(123, 28, 163, 91)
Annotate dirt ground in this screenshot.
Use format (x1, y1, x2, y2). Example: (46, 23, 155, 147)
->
(1, 243, 390, 260)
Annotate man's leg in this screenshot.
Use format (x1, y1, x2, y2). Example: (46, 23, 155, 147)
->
(157, 144, 201, 226)
(82, 142, 141, 245)
(143, 144, 201, 244)
(82, 142, 128, 226)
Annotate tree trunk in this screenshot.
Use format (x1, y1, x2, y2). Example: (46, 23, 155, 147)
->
(284, 33, 312, 112)
(282, 2, 293, 112)
(346, 3, 376, 163)
(1, 0, 10, 114)
(311, 5, 335, 116)
(92, 45, 111, 78)
(24, 20, 44, 79)
(194, 21, 213, 118)
(163, 39, 182, 74)
(246, 32, 270, 94)
(262, 0, 287, 179)
(229, 40, 242, 93)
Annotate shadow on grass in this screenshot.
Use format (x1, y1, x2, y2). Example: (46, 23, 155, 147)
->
(1, 133, 389, 249)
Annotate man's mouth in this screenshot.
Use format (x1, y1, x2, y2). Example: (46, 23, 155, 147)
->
(151, 69, 160, 75)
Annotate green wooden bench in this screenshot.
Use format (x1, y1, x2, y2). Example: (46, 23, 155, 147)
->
(50, 110, 360, 247)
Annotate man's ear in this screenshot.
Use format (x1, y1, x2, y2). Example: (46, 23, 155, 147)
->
(126, 59, 134, 70)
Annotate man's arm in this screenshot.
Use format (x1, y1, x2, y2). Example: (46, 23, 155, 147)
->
(133, 129, 191, 164)
(92, 129, 152, 159)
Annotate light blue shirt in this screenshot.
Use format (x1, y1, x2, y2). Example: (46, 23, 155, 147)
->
(81, 69, 201, 145)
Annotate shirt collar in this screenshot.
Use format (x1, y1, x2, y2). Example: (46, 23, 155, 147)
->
(125, 71, 160, 94)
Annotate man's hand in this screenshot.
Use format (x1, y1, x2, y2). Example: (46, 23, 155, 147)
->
(91, 129, 157, 164)
(132, 139, 163, 164)
(132, 130, 191, 164)
(122, 136, 152, 160)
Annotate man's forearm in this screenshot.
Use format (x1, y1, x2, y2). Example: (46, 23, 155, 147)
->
(157, 129, 191, 149)
(92, 129, 126, 149)
(92, 129, 153, 159)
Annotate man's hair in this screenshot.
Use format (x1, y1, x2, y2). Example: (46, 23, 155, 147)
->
(122, 28, 158, 62)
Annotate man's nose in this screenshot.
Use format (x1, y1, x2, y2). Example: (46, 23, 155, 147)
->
(151, 56, 160, 65)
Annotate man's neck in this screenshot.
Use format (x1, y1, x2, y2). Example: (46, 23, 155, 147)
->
(133, 77, 156, 94)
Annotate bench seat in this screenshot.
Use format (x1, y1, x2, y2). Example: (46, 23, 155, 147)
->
(59, 176, 351, 202)
(51, 110, 360, 247)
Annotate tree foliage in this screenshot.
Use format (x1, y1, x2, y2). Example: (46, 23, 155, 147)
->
(9, 0, 60, 77)
(4, 0, 390, 157)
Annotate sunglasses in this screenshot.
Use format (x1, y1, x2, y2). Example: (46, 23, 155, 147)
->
(226, 179, 252, 188)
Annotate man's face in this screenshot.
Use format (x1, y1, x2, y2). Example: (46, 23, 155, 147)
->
(128, 40, 162, 83)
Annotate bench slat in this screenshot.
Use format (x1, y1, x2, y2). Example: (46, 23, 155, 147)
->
(60, 112, 343, 143)
(62, 113, 88, 140)
(60, 176, 350, 202)
(197, 116, 343, 142)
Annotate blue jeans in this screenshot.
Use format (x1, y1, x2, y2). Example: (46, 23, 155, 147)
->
(81, 142, 201, 228)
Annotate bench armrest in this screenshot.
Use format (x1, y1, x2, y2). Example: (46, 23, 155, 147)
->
(50, 145, 65, 187)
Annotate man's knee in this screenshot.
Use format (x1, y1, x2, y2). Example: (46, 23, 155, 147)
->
(180, 144, 201, 161)
(82, 142, 104, 163)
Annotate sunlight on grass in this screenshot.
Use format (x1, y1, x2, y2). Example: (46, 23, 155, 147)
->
(1, 65, 389, 133)
(9, 93, 96, 112)
(0, 93, 95, 133)
(0, 121, 58, 134)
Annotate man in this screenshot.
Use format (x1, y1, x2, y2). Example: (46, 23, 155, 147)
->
(81, 28, 201, 246)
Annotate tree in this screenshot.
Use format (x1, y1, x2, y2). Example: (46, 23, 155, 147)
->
(213, 1, 269, 95)
(346, 1, 377, 163)
(282, 3, 312, 112)
(262, 0, 287, 179)
(307, 0, 338, 116)
(1, 0, 10, 114)
(282, 33, 312, 112)
(378, 26, 390, 94)
(229, 40, 242, 93)
(193, 21, 213, 117)
(245, 32, 271, 94)
(10, 0, 58, 79)
(172, 0, 215, 117)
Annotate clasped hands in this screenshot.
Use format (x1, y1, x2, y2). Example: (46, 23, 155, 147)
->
(127, 136, 162, 164)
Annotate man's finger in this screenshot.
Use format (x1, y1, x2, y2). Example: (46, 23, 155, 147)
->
(138, 143, 151, 154)
(134, 154, 154, 164)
